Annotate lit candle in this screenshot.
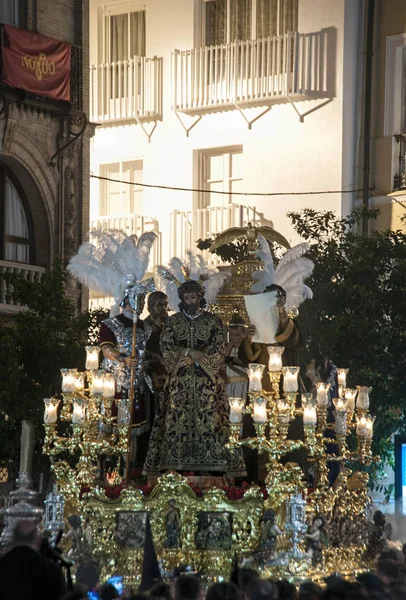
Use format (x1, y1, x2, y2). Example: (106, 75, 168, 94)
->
(267, 346, 284, 372)
(344, 388, 357, 412)
(72, 398, 86, 425)
(61, 368, 77, 393)
(248, 364, 265, 392)
(337, 368, 349, 388)
(356, 386, 372, 410)
(282, 367, 300, 393)
(19, 420, 35, 473)
(103, 373, 116, 398)
(356, 415, 368, 437)
(74, 373, 85, 392)
(117, 399, 131, 426)
(277, 399, 290, 423)
(366, 416, 374, 439)
(333, 397, 347, 412)
(253, 397, 268, 423)
(43, 398, 60, 424)
(228, 397, 245, 424)
(315, 382, 330, 407)
(302, 393, 317, 426)
(85, 346, 101, 370)
(91, 370, 105, 395)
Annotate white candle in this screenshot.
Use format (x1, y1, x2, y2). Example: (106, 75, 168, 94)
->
(333, 398, 347, 412)
(248, 364, 265, 392)
(282, 367, 300, 393)
(74, 373, 85, 392)
(20, 420, 35, 473)
(315, 382, 330, 407)
(85, 346, 101, 370)
(103, 373, 116, 398)
(253, 397, 268, 423)
(61, 368, 77, 393)
(43, 398, 60, 424)
(72, 399, 86, 425)
(229, 398, 245, 424)
(356, 386, 372, 410)
(267, 346, 284, 372)
(91, 370, 105, 395)
(344, 388, 357, 412)
(356, 415, 368, 437)
(303, 406, 317, 426)
(337, 369, 349, 388)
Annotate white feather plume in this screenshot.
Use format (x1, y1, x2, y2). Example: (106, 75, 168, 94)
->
(67, 230, 157, 311)
(276, 242, 310, 271)
(285, 284, 313, 311)
(275, 257, 314, 290)
(251, 235, 276, 293)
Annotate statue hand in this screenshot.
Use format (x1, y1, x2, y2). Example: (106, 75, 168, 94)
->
(124, 356, 138, 369)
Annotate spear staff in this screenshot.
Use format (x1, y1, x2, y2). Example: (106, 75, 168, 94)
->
(125, 301, 141, 483)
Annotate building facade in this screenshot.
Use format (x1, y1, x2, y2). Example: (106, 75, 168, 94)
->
(0, 0, 91, 314)
(89, 0, 365, 288)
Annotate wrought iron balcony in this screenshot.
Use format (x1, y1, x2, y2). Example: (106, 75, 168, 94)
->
(394, 134, 406, 191)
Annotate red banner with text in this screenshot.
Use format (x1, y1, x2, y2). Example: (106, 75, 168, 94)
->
(2, 25, 71, 102)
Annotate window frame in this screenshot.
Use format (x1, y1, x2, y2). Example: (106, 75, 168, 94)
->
(99, 158, 144, 217)
(99, 1, 146, 64)
(0, 164, 34, 264)
(199, 0, 297, 47)
(198, 146, 243, 210)
(0, 0, 24, 27)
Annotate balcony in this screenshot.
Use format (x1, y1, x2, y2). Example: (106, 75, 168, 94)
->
(0, 260, 46, 314)
(90, 213, 162, 270)
(394, 134, 406, 191)
(89, 56, 163, 125)
(172, 31, 324, 116)
(170, 204, 265, 264)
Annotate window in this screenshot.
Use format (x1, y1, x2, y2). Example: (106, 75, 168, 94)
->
(0, 0, 20, 26)
(0, 166, 32, 263)
(203, 0, 298, 46)
(102, 2, 146, 62)
(99, 160, 143, 216)
(200, 147, 243, 209)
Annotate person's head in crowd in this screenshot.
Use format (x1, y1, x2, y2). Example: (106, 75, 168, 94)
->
(75, 561, 101, 590)
(205, 581, 241, 600)
(237, 567, 259, 595)
(100, 582, 119, 600)
(11, 520, 41, 550)
(323, 579, 367, 600)
(390, 584, 406, 600)
(174, 574, 201, 600)
(276, 579, 298, 600)
(149, 581, 173, 600)
(357, 572, 387, 593)
(60, 583, 89, 600)
(245, 578, 273, 600)
(377, 558, 401, 585)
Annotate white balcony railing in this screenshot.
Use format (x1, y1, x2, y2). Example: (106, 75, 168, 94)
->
(0, 260, 46, 312)
(89, 56, 163, 123)
(170, 204, 264, 265)
(90, 213, 162, 270)
(173, 32, 319, 113)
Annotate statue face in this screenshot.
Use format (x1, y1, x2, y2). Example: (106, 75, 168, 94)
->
(150, 297, 168, 320)
(228, 327, 246, 348)
(182, 292, 200, 306)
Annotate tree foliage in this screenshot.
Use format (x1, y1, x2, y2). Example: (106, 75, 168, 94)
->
(0, 261, 108, 480)
(288, 208, 406, 491)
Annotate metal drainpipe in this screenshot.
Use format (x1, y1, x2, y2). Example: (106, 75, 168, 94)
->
(362, 0, 375, 236)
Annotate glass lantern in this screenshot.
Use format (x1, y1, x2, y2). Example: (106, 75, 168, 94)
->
(74, 373, 85, 392)
(60, 368, 77, 393)
(43, 398, 60, 424)
(333, 397, 348, 435)
(302, 393, 317, 426)
(103, 373, 116, 398)
(276, 399, 290, 423)
(248, 364, 265, 392)
(356, 386, 372, 410)
(337, 368, 349, 388)
(91, 370, 105, 395)
(44, 485, 65, 545)
(356, 415, 368, 437)
(85, 346, 101, 371)
(72, 398, 87, 425)
(117, 398, 131, 426)
(282, 366, 300, 393)
(344, 388, 357, 412)
(315, 382, 330, 407)
(267, 346, 284, 372)
(252, 396, 268, 423)
(228, 397, 245, 424)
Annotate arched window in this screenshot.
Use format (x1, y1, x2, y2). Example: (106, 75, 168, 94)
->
(0, 165, 33, 264)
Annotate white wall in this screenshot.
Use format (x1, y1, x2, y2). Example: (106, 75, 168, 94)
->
(90, 0, 362, 260)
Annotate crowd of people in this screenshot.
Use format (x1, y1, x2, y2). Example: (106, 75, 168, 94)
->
(2, 519, 406, 600)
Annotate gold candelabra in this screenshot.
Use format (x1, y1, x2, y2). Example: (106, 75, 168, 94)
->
(43, 349, 131, 486)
